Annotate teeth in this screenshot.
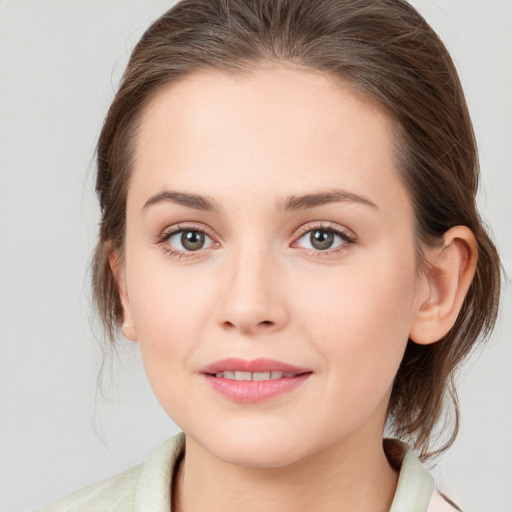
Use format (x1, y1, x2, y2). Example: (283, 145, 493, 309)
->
(213, 371, 297, 381)
(252, 371, 271, 381)
(234, 371, 252, 381)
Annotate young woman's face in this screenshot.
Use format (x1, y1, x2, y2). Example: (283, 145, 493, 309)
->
(121, 67, 425, 467)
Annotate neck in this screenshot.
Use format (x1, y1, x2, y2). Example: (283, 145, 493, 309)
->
(172, 430, 398, 512)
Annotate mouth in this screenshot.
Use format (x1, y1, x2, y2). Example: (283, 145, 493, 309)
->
(210, 370, 300, 381)
(201, 358, 313, 403)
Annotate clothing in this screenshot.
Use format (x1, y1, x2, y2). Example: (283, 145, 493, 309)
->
(35, 433, 459, 512)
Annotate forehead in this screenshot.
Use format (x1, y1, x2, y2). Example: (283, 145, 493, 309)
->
(130, 66, 408, 216)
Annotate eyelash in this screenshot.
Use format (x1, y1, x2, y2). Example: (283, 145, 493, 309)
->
(156, 222, 357, 260)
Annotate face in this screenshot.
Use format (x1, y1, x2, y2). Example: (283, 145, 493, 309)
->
(119, 66, 425, 468)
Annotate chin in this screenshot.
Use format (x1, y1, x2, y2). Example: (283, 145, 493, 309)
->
(215, 438, 304, 468)
(188, 422, 310, 468)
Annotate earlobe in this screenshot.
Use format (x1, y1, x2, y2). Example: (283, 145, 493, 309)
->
(121, 316, 138, 342)
(107, 248, 138, 342)
(409, 226, 478, 345)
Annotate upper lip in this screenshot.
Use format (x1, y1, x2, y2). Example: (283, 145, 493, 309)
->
(201, 358, 311, 375)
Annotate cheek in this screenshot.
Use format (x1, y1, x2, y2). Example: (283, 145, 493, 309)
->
(295, 250, 418, 387)
(125, 254, 216, 382)
(127, 274, 214, 421)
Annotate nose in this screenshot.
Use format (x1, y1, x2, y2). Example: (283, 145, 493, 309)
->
(216, 245, 289, 335)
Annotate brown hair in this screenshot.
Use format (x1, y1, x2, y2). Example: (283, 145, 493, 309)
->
(92, 0, 501, 459)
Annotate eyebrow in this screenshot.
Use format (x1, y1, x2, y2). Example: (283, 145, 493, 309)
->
(143, 191, 222, 213)
(280, 189, 378, 211)
(142, 188, 377, 213)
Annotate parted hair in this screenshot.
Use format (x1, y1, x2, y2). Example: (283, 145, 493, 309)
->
(92, 0, 501, 459)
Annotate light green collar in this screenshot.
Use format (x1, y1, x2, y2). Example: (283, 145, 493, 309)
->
(387, 439, 434, 512)
(135, 434, 433, 512)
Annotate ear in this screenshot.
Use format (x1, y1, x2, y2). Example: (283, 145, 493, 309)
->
(108, 248, 138, 342)
(409, 226, 478, 345)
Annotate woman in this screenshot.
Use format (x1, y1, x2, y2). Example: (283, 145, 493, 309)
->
(34, 0, 502, 510)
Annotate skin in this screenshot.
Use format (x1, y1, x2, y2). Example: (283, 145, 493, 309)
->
(115, 66, 477, 511)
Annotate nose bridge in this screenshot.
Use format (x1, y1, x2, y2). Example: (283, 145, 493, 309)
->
(218, 237, 287, 334)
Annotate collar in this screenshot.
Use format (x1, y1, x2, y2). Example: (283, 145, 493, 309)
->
(385, 438, 434, 512)
(134, 433, 433, 512)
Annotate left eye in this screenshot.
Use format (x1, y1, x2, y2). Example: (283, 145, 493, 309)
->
(295, 228, 349, 251)
(167, 229, 215, 252)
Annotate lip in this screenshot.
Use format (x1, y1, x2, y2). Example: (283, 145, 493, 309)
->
(200, 357, 310, 375)
(200, 358, 312, 403)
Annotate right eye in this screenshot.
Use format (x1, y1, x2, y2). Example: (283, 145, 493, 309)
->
(165, 228, 216, 252)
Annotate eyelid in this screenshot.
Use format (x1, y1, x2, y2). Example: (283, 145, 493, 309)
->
(293, 221, 356, 242)
(157, 222, 218, 244)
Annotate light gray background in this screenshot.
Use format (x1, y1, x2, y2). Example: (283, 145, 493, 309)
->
(0, 1, 511, 511)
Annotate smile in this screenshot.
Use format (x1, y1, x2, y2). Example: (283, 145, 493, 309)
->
(201, 358, 312, 403)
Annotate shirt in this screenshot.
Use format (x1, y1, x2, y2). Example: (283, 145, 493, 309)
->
(35, 433, 460, 512)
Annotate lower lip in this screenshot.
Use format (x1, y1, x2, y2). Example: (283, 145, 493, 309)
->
(202, 373, 312, 403)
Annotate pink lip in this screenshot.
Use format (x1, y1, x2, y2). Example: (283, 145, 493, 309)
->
(200, 358, 312, 403)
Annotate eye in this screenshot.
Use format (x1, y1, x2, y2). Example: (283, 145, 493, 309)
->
(294, 225, 356, 253)
(164, 227, 216, 253)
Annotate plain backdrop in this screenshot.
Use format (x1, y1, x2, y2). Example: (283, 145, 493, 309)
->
(0, 1, 511, 511)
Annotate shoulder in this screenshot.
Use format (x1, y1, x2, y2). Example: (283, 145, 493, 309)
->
(35, 433, 185, 512)
(35, 464, 143, 512)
